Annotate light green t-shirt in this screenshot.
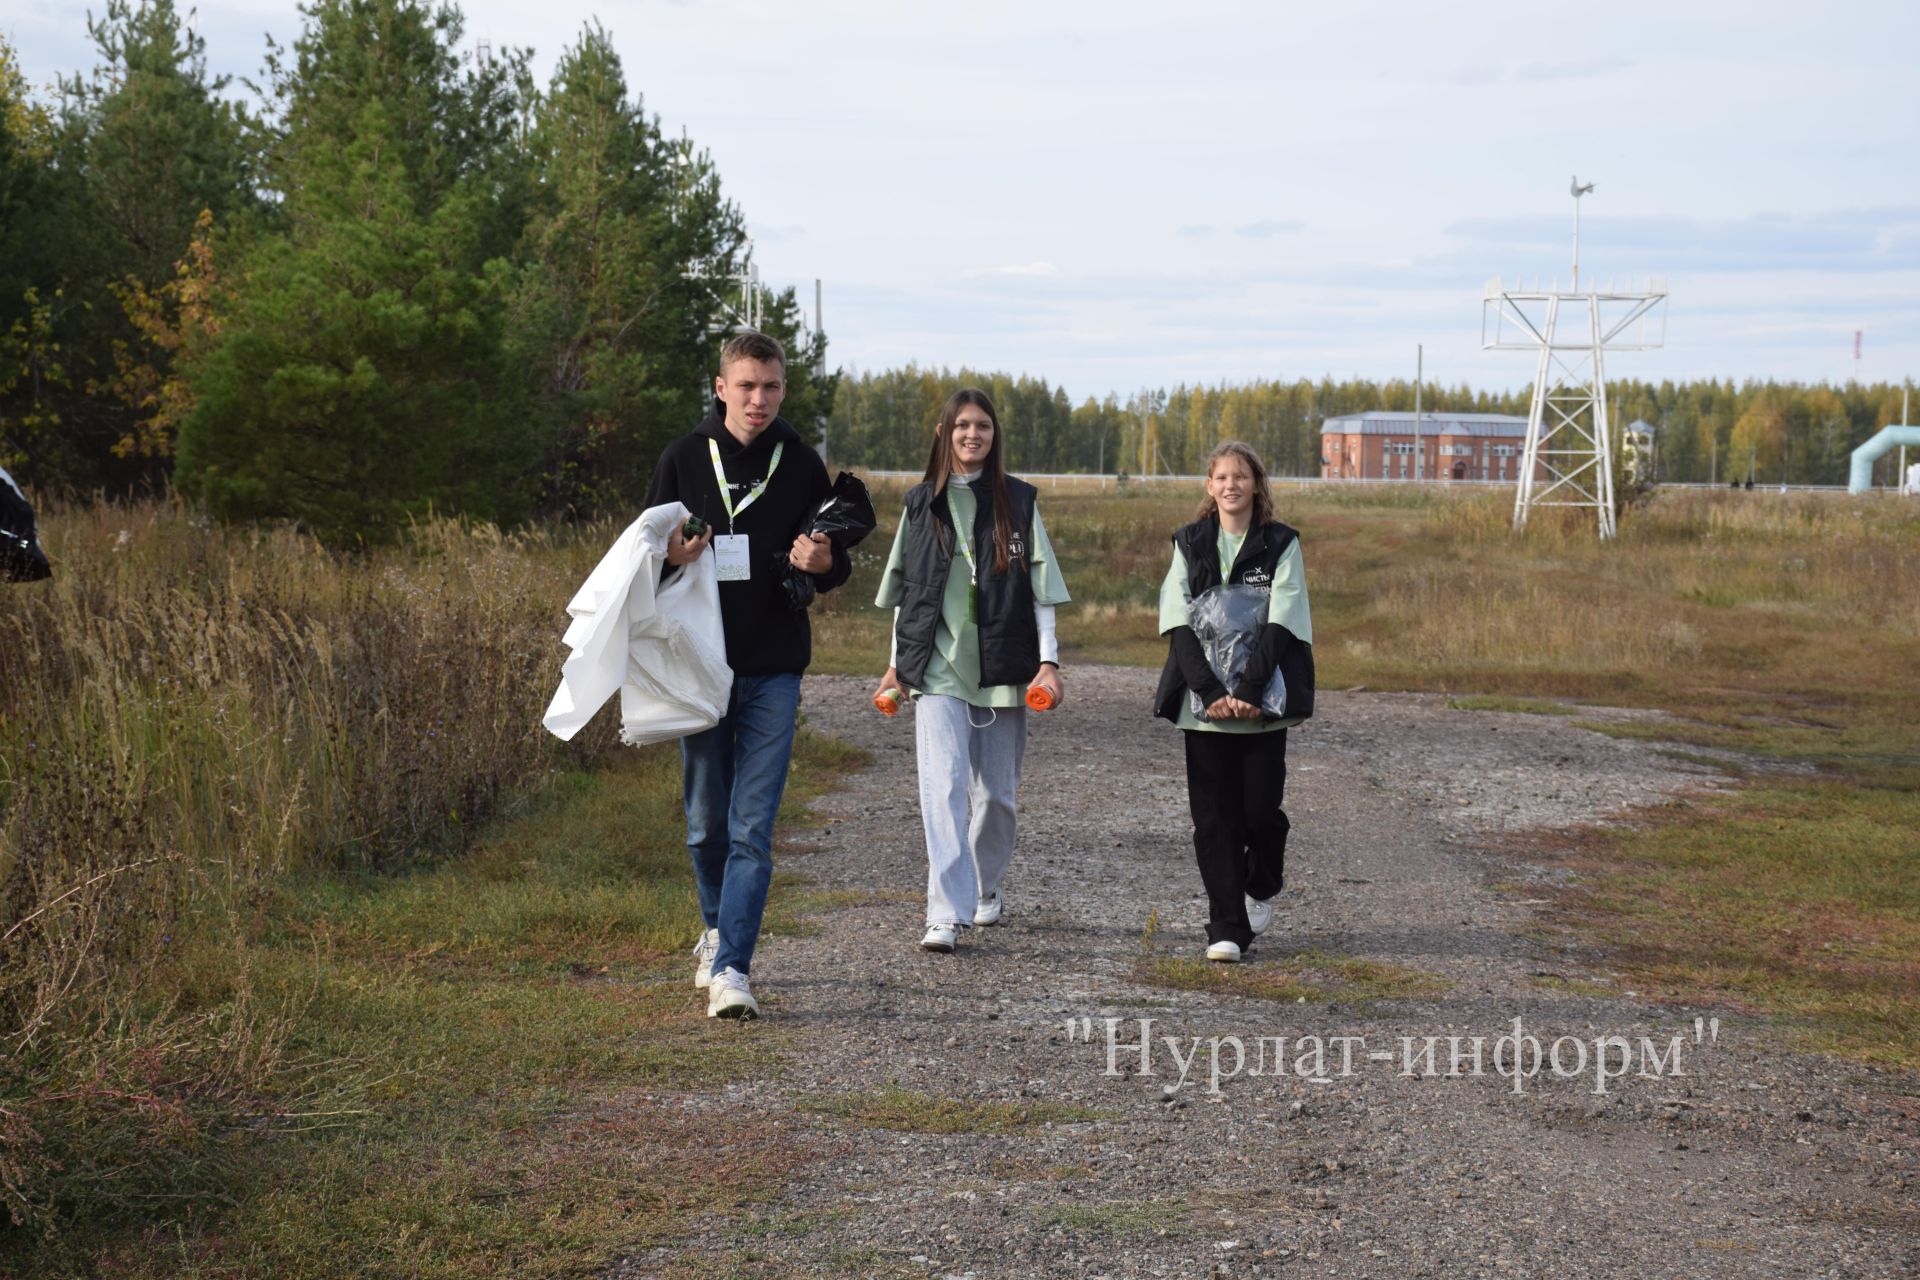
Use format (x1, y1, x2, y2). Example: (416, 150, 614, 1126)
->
(1157, 527, 1312, 733)
(875, 482, 1072, 707)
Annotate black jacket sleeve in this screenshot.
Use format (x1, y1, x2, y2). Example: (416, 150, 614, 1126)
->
(1232, 622, 1293, 705)
(1170, 625, 1227, 707)
(812, 544, 852, 593)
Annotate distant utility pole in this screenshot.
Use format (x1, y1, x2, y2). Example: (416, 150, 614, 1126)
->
(1570, 175, 1594, 290)
(1901, 380, 1911, 492)
(1414, 344, 1424, 482)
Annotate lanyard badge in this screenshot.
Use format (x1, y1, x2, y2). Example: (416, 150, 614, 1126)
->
(706, 439, 783, 582)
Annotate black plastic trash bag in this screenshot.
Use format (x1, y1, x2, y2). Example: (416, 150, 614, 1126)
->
(0, 466, 51, 583)
(780, 471, 877, 610)
(1186, 584, 1289, 719)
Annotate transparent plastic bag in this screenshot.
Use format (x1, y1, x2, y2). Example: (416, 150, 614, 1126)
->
(1186, 584, 1286, 719)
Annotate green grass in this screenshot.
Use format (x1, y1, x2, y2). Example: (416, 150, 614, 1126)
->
(1036, 1199, 1191, 1235)
(800, 1085, 1108, 1134)
(1447, 695, 1579, 715)
(1537, 769, 1920, 1068)
(14, 731, 863, 1278)
(988, 1158, 1096, 1182)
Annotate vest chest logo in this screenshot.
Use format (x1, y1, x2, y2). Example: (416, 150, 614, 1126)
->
(1006, 534, 1027, 560)
(1241, 567, 1273, 586)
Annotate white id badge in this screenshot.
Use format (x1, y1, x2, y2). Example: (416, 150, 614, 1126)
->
(713, 534, 751, 581)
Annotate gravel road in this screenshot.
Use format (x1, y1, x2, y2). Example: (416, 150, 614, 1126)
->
(615, 665, 1917, 1279)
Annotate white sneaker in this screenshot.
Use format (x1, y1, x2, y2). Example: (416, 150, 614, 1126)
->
(973, 892, 1003, 927)
(691, 928, 718, 989)
(706, 966, 759, 1019)
(921, 923, 958, 953)
(1206, 940, 1242, 964)
(1245, 895, 1275, 936)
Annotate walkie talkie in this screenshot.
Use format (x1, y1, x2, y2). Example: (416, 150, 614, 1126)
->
(681, 513, 708, 541)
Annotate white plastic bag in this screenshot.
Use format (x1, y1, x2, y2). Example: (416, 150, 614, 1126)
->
(543, 502, 733, 746)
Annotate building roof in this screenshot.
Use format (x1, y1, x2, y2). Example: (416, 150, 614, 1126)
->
(1321, 411, 1530, 438)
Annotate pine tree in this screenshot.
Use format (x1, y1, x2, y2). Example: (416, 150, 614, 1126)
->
(508, 25, 745, 515)
(176, 0, 532, 543)
(31, 0, 260, 488)
(0, 38, 74, 485)
(62, 0, 257, 288)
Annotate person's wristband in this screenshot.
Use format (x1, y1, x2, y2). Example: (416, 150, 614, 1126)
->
(1040, 660, 1059, 670)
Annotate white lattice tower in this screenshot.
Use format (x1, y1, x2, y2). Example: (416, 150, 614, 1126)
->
(1481, 180, 1666, 539)
(1483, 279, 1665, 537)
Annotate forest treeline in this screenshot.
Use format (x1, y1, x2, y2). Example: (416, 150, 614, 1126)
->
(0, 0, 828, 542)
(3, 1, 1912, 546)
(827, 366, 1915, 485)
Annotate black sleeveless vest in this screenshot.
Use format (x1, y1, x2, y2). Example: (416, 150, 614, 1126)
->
(894, 475, 1041, 691)
(1152, 515, 1312, 722)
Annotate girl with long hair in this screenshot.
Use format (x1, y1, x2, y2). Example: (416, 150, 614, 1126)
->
(873, 389, 1071, 952)
(1152, 440, 1315, 962)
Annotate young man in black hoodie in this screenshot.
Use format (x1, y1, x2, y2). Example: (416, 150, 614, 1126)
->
(645, 332, 850, 1018)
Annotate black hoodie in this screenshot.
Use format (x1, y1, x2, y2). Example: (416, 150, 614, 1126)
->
(644, 402, 851, 676)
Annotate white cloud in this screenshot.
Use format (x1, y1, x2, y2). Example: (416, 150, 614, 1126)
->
(968, 262, 1061, 279)
(1236, 220, 1305, 239)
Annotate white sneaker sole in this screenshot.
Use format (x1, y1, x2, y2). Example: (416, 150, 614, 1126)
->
(1206, 942, 1242, 964)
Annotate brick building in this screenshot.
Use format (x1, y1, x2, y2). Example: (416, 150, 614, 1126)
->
(1319, 411, 1545, 483)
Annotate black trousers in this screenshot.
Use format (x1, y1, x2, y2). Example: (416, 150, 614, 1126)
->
(1183, 727, 1290, 948)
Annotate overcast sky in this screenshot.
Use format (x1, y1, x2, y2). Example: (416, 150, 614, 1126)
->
(11, 1, 1919, 400)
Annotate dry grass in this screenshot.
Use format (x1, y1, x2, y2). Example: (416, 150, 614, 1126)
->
(1519, 775, 1920, 1068)
(0, 498, 872, 1264)
(1137, 951, 1449, 1008)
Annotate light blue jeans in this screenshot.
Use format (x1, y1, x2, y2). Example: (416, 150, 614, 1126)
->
(680, 672, 802, 977)
(914, 695, 1028, 927)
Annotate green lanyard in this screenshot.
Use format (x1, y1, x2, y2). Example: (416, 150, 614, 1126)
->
(708, 439, 783, 532)
(950, 488, 981, 625)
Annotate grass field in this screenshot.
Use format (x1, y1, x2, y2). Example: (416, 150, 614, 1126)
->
(2, 480, 1915, 1270)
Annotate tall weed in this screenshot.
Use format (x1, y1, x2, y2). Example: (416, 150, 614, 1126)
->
(0, 501, 615, 1237)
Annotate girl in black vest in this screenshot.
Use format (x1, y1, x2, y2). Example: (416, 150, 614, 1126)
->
(1154, 441, 1315, 963)
(873, 389, 1071, 953)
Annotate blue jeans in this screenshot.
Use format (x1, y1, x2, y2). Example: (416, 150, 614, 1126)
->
(680, 672, 802, 977)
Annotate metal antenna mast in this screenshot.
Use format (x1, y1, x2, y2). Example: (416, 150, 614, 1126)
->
(1570, 175, 1594, 289)
(1482, 178, 1667, 539)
